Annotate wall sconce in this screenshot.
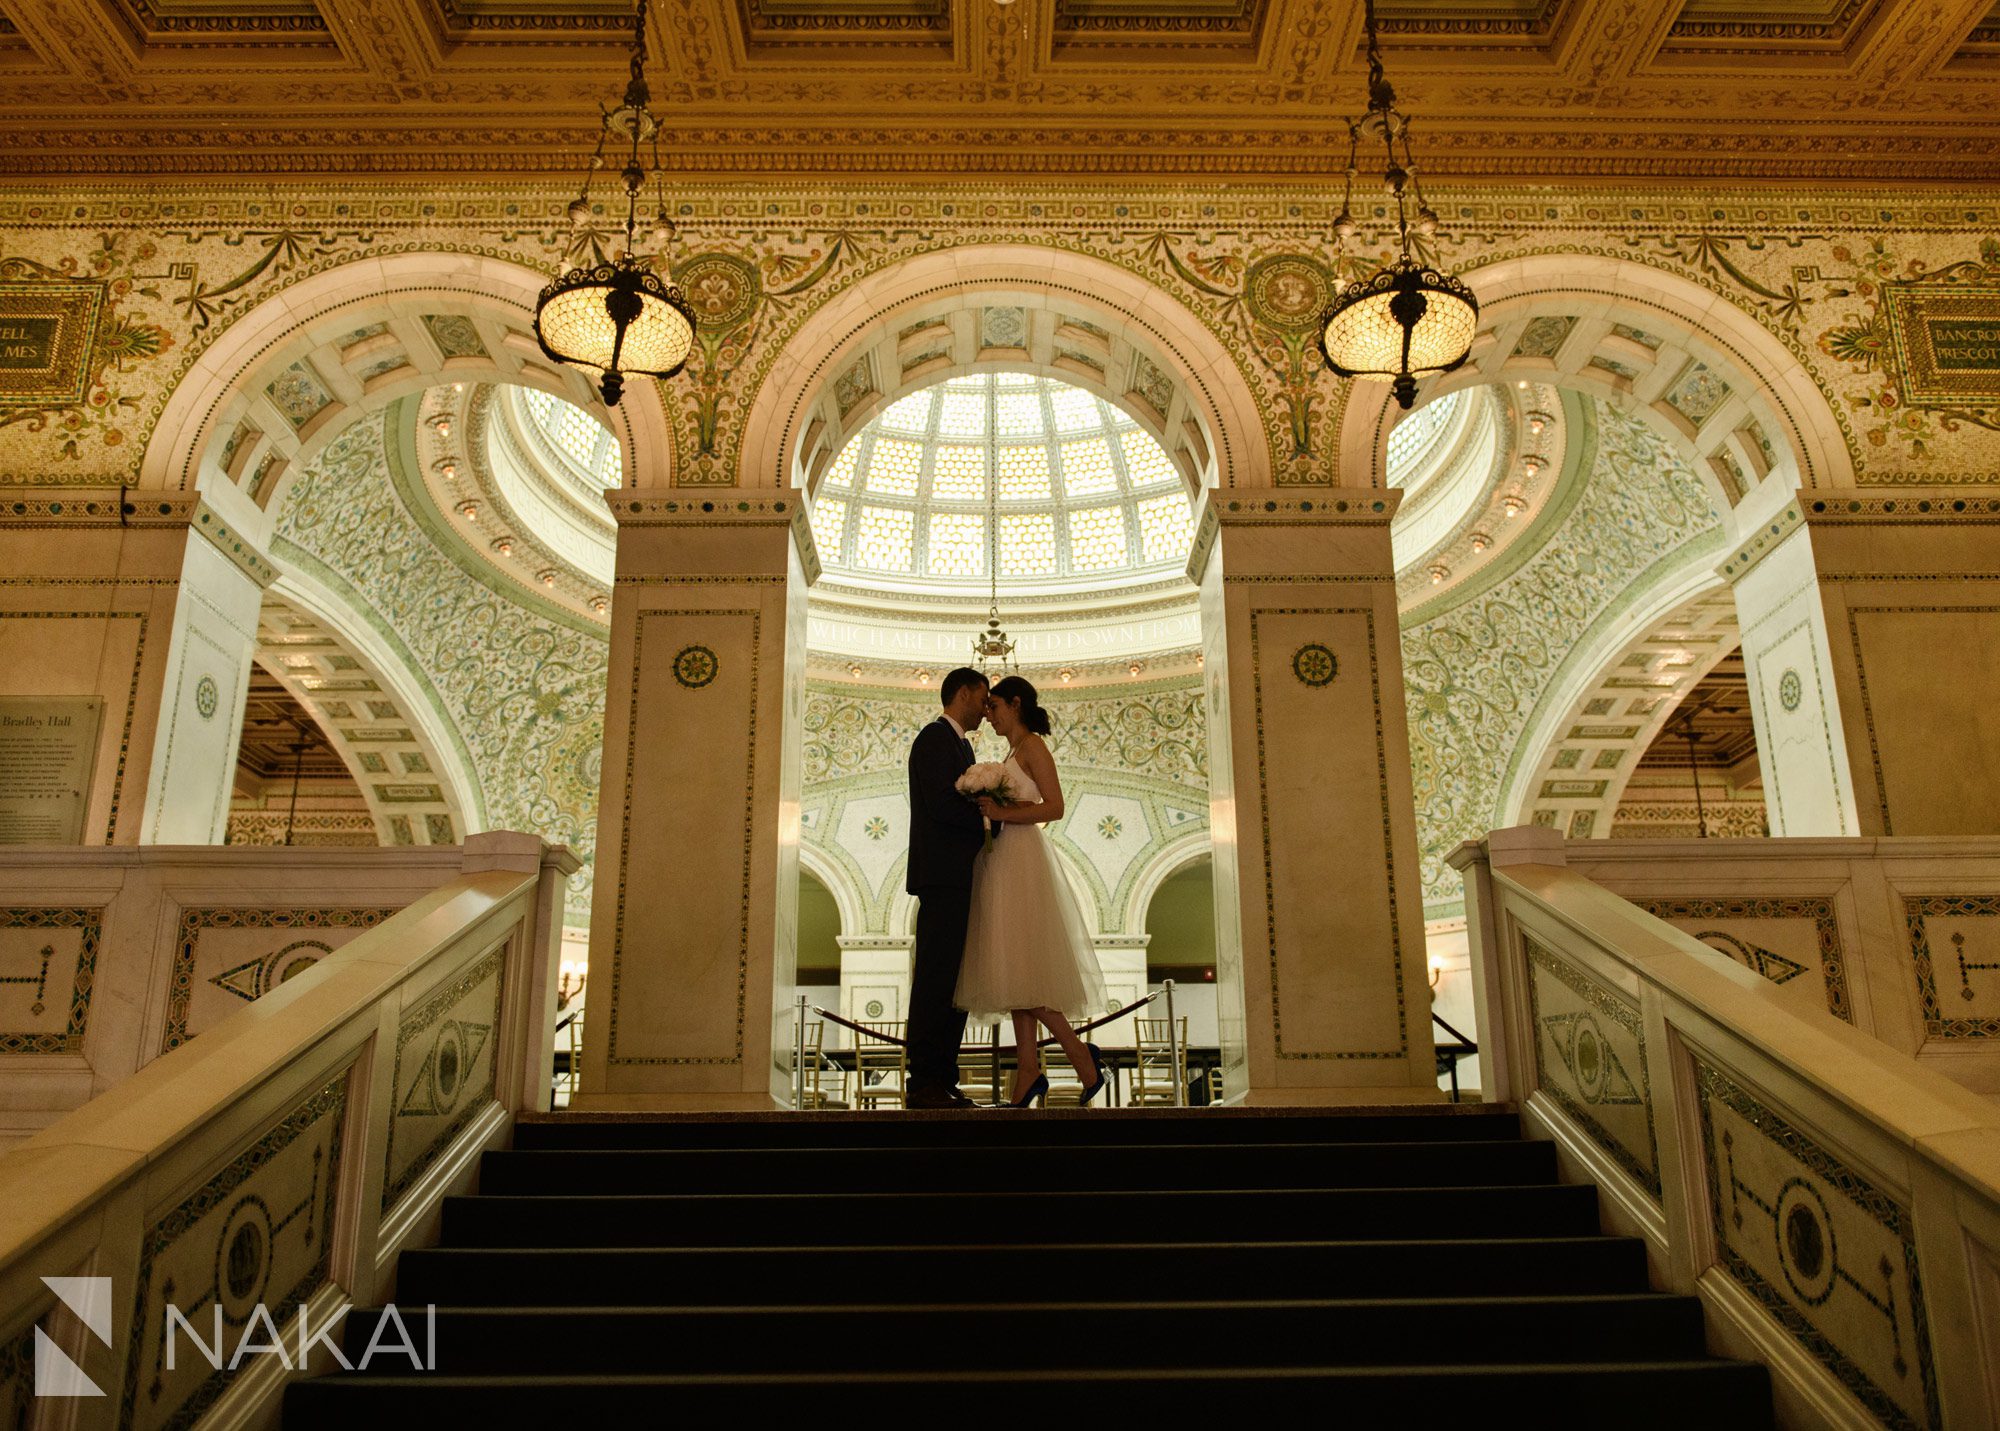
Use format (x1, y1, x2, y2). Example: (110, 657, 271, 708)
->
(1469, 532, 1491, 553)
(459, 501, 478, 519)
(1429, 953, 1445, 988)
(432, 416, 452, 439)
(1059, 667, 1076, 684)
(1502, 494, 1526, 519)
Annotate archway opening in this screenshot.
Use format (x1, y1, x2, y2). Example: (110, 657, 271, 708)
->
(797, 870, 843, 990)
(1143, 855, 1217, 1050)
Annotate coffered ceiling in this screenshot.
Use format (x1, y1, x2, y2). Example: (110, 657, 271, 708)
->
(1, 0, 1998, 180)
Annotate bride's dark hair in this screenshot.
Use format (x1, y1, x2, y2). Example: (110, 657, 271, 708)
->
(989, 675, 1052, 737)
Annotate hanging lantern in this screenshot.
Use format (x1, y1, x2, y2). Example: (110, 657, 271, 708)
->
(532, 0, 696, 406)
(1318, 0, 1477, 409)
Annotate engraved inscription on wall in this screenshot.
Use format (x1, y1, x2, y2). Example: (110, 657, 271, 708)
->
(0, 282, 104, 406)
(0, 698, 104, 844)
(1883, 284, 2000, 404)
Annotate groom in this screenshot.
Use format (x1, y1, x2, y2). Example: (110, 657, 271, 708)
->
(903, 666, 991, 1110)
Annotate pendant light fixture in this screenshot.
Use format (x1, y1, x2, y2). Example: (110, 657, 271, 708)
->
(1318, 0, 1478, 410)
(970, 411, 1017, 675)
(532, 0, 696, 406)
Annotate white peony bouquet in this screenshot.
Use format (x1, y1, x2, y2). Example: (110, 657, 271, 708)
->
(955, 762, 1016, 849)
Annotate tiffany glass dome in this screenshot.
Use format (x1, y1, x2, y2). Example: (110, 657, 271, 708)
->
(809, 372, 1198, 596)
(513, 386, 623, 494)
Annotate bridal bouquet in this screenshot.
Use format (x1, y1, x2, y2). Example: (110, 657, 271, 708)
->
(955, 762, 1015, 849)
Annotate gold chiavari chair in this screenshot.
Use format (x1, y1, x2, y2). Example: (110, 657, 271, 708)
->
(1039, 1043, 1084, 1108)
(798, 1021, 850, 1110)
(853, 1019, 908, 1110)
(1130, 1016, 1188, 1107)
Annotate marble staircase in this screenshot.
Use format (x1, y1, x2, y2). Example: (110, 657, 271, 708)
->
(282, 1107, 1773, 1425)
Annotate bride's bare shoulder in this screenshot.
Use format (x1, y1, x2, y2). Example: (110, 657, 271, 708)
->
(1017, 732, 1053, 762)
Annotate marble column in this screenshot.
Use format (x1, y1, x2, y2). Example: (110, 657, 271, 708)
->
(0, 488, 273, 846)
(1721, 501, 1863, 838)
(1189, 492, 1438, 1105)
(575, 490, 811, 1109)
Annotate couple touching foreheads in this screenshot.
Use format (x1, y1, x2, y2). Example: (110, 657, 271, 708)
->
(903, 667, 1109, 1109)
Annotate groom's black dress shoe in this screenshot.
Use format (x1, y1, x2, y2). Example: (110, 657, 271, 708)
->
(906, 1085, 977, 1110)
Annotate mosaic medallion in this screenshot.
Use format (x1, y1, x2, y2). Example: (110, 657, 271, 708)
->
(675, 253, 760, 330)
(1779, 667, 1803, 712)
(673, 644, 719, 689)
(194, 674, 218, 720)
(1292, 643, 1337, 688)
(213, 1194, 274, 1322)
(864, 999, 884, 1019)
(1244, 256, 1333, 334)
(1775, 1177, 1838, 1306)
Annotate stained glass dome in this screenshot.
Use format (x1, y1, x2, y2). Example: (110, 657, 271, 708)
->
(809, 372, 1197, 593)
(516, 387, 622, 493)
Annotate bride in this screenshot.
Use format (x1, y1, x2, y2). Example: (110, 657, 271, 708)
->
(955, 675, 1110, 1107)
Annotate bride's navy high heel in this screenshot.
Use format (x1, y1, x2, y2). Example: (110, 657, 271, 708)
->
(1007, 1073, 1049, 1109)
(1079, 1043, 1110, 1106)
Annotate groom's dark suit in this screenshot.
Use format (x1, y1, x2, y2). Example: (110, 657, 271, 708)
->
(905, 715, 987, 1096)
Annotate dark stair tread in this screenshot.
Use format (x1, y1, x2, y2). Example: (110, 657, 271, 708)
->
(395, 1235, 1656, 1304)
(283, 1362, 1772, 1430)
(511, 1108, 1522, 1150)
(478, 1139, 1555, 1193)
(439, 1183, 1600, 1246)
(336, 1293, 1711, 1371)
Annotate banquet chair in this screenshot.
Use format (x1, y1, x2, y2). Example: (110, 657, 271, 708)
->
(1130, 1016, 1188, 1107)
(853, 1020, 908, 1110)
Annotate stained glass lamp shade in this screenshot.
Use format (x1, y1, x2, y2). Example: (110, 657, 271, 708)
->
(1319, 258, 1479, 410)
(533, 260, 696, 406)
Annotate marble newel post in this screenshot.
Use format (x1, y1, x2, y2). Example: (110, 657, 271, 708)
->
(1190, 492, 1438, 1104)
(576, 490, 812, 1110)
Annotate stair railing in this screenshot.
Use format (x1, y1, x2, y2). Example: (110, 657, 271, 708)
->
(0, 832, 577, 1428)
(1451, 826, 2000, 1427)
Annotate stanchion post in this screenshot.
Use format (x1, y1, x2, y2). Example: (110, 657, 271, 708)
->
(793, 993, 807, 1109)
(1164, 978, 1185, 1108)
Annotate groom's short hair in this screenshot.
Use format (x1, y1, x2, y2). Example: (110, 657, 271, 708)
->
(940, 667, 987, 706)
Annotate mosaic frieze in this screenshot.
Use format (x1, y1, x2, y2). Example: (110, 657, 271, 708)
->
(1695, 1059, 1939, 1430)
(1634, 896, 1852, 1024)
(120, 1071, 346, 1431)
(0, 188, 1998, 488)
(160, 906, 397, 1053)
(1524, 937, 1660, 1199)
(0, 905, 102, 1055)
(381, 948, 503, 1210)
(1904, 894, 2000, 1040)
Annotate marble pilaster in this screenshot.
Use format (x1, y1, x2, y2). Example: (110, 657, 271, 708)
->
(574, 491, 811, 1109)
(0, 490, 274, 846)
(1189, 491, 1438, 1105)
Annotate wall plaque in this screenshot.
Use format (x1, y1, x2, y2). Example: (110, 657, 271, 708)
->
(1882, 282, 2000, 405)
(0, 698, 104, 844)
(0, 281, 105, 407)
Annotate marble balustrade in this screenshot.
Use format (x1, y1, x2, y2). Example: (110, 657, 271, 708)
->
(0, 831, 575, 1430)
(1453, 827, 2000, 1430)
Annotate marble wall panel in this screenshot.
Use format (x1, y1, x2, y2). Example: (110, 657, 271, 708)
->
(0, 905, 100, 1055)
(382, 947, 502, 1210)
(160, 905, 397, 1054)
(119, 1072, 346, 1431)
(1525, 936, 1660, 1198)
(1695, 1058, 1940, 1429)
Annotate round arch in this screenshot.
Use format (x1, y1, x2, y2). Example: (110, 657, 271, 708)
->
(737, 244, 1270, 498)
(143, 250, 674, 500)
(797, 840, 868, 939)
(1123, 832, 1216, 934)
(1337, 252, 1851, 510)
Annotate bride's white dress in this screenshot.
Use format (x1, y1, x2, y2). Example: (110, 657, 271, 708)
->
(954, 748, 1107, 1025)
